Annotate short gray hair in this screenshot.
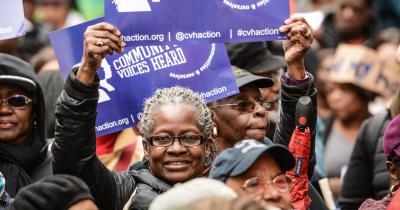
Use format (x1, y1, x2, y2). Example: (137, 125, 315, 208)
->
(140, 86, 212, 138)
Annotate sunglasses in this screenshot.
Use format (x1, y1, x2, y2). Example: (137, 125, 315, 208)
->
(0, 95, 33, 108)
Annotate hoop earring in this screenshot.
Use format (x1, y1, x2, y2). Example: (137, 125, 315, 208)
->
(212, 126, 218, 137)
(390, 183, 399, 196)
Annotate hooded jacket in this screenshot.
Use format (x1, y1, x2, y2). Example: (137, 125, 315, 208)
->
(0, 53, 52, 196)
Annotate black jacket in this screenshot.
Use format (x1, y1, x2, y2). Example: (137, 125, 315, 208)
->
(52, 68, 317, 210)
(274, 74, 318, 179)
(339, 110, 392, 210)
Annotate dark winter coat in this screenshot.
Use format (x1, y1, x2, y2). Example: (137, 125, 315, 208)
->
(0, 53, 53, 197)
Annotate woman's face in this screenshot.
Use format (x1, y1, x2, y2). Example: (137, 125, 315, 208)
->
(38, 0, 69, 29)
(143, 103, 210, 184)
(212, 86, 267, 147)
(326, 83, 367, 121)
(0, 84, 33, 144)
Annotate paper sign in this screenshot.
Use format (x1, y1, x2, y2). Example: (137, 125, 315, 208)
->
(49, 18, 239, 136)
(105, 0, 290, 46)
(0, 0, 26, 40)
(331, 44, 400, 97)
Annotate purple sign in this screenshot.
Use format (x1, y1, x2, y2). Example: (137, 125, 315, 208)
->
(105, 0, 290, 46)
(49, 18, 239, 136)
(0, 0, 26, 40)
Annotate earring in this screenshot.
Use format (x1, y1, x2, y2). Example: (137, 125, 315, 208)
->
(390, 184, 398, 196)
(212, 126, 218, 137)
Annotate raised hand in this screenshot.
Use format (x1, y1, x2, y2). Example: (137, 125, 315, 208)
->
(77, 22, 125, 84)
(279, 16, 313, 80)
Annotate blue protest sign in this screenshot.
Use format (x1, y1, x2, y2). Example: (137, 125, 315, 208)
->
(49, 19, 239, 136)
(0, 0, 26, 40)
(105, 0, 289, 46)
(49, 18, 103, 79)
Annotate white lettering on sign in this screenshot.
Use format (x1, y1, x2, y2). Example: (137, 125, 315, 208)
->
(0, 26, 12, 34)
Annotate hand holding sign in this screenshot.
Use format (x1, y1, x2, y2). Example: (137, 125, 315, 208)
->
(279, 16, 313, 80)
(49, 18, 239, 136)
(78, 22, 126, 84)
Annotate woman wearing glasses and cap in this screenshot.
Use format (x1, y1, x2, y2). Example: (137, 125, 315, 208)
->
(208, 16, 317, 178)
(51, 23, 214, 210)
(0, 53, 52, 197)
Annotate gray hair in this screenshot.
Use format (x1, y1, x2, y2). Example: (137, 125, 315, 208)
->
(140, 86, 212, 139)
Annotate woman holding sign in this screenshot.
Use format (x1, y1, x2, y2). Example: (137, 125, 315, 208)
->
(52, 23, 214, 210)
(209, 16, 317, 177)
(52, 16, 314, 210)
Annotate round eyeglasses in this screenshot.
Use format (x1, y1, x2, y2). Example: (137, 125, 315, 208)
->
(241, 174, 291, 194)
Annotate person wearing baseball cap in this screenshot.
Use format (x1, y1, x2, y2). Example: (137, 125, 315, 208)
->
(210, 139, 295, 210)
(208, 16, 317, 179)
(226, 42, 286, 139)
(358, 115, 400, 210)
(0, 53, 52, 196)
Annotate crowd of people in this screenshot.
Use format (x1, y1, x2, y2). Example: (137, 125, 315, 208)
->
(0, 0, 399, 209)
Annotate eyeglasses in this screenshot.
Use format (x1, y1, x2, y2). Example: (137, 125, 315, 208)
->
(209, 99, 273, 112)
(241, 174, 291, 194)
(0, 95, 32, 108)
(146, 135, 205, 147)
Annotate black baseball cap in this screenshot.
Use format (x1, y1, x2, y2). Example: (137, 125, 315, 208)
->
(210, 139, 295, 182)
(233, 66, 274, 89)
